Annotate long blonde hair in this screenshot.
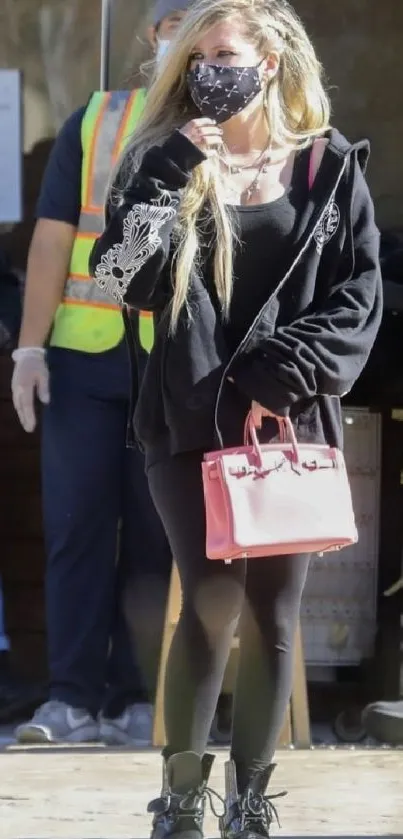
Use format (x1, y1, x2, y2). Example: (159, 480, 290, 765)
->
(113, 0, 331, 331)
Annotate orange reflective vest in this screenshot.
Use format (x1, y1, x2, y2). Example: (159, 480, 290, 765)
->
(50, 89, 154, 354)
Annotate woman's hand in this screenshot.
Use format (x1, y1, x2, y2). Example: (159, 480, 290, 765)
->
(179, 118, 223, 157)
(251, 400, 280, 430)
(226, 380, 282, 429)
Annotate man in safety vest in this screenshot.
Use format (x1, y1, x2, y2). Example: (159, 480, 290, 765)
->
(11, 0, 194, 746)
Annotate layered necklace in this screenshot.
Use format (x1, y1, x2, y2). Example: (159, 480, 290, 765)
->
(220, 144, 273, 202)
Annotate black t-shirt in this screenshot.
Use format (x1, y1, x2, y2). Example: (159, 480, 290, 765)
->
(212, 149, 310, 353)
(36, 107, 85, 225)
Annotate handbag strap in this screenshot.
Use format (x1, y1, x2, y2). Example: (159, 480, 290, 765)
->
(308, 137, 328, 190)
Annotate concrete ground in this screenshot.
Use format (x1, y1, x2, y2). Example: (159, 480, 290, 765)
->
(0, 746, 401, 839)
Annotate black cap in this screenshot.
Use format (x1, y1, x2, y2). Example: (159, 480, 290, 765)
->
(153, 0, 195, 26)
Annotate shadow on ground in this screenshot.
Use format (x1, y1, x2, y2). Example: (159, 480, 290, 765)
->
(1, 743, 160, 755)
(14, 835, 403, 839)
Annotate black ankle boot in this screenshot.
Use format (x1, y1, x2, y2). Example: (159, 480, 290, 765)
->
(148, 751, 223, 839)
(219, 761, 286, 839)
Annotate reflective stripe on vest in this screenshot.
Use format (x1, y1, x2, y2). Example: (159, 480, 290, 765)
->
(51, 88, 154, 354)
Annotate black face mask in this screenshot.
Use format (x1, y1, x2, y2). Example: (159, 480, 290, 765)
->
(187, 61, 263, 124)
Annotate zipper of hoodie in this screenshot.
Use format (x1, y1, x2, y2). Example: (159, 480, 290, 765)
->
(213, 157, 348, 448)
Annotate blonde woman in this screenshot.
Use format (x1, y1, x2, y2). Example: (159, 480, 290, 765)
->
(90, 0, 382, 834)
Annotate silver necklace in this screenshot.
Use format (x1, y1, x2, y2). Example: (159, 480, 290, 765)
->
(221, 144, 270, 174)
(221, 148, 272, 201)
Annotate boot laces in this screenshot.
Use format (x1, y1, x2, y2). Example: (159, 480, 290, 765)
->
(203, 786, 227, 818)
(240, 787, 287, 834)
(151, 785, 226, 821)
(175, 785, 226, 818)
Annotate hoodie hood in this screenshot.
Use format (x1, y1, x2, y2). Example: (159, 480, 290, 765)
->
(326, 128, 370, 173)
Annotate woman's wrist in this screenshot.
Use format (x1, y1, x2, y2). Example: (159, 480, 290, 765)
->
(12, 346, 46, 361)
(162, 130, 207, 174)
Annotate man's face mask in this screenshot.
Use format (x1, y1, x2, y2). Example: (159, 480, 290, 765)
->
(187, 61, 264, 124)
(156, 39, 171, 64)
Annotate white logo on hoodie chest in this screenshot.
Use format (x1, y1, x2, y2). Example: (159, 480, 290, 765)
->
(313, 201, 340, 254)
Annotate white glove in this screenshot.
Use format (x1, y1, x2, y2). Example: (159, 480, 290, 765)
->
(11, 347, 50, 432)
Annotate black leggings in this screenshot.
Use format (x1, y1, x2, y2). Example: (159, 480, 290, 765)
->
(148, 451, 310, 789)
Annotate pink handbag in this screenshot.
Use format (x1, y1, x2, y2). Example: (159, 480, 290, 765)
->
(202, 415, 358, 561)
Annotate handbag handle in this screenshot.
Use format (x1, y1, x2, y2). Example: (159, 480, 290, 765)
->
(243, 413, 300, 467)
(243, 415, 287, 446)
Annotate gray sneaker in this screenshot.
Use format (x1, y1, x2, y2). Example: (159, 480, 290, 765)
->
(362, 700, 403, 745)
(14, 700, 99, 744)
(99, 702, 153, 746)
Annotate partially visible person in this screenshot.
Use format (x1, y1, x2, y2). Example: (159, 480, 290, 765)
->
(0, 574, 24, 722)
(349, 231, 403, 406)
(358, 237, 403, 747)
(0, 244, 21, 704)
(0, 577, 10, 649)
(11, 0, 195, 747)
(0, 245, 45, 723)
(0, 575, 44, 724)
(0, 575, 12, 695)
(90, 0, 382, 834)
(0, 246, 21, 350)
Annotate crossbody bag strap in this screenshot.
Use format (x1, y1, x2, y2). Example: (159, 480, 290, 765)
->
(308, 136, 329, 190)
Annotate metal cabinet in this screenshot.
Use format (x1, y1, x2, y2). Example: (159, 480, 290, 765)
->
(301, 408, 382, 666)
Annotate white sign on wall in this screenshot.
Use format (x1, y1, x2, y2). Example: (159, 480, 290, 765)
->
(0, 69, 22, 224)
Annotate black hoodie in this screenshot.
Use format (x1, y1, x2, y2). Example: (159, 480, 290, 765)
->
(89, 128, 382, 462)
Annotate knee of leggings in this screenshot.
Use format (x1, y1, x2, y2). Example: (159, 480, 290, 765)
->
(272, 616, 298, 654)
(242, 599, 300, 655)
(183, 573, 244, 638)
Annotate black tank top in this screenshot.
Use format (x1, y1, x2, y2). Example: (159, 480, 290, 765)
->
(214, 147, 311, 352)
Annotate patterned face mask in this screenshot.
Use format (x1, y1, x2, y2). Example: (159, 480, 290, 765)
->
(187, 61, 263, 124)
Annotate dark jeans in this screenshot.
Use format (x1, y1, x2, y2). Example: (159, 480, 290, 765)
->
(41, 344, 171, 718)
(148, 451, 310, 790)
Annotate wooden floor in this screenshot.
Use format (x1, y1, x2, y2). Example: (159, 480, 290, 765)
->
(0, 747, 402, 838)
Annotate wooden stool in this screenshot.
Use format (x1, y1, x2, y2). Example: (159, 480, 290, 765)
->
(152, 563, 311, 748)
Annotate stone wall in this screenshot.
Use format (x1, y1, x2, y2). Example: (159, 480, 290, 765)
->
(296, 0, 403, 229)
(1, 0, 402, 243)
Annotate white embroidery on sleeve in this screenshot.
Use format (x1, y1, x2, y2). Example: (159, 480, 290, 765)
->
(94, 192, 177, 304)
